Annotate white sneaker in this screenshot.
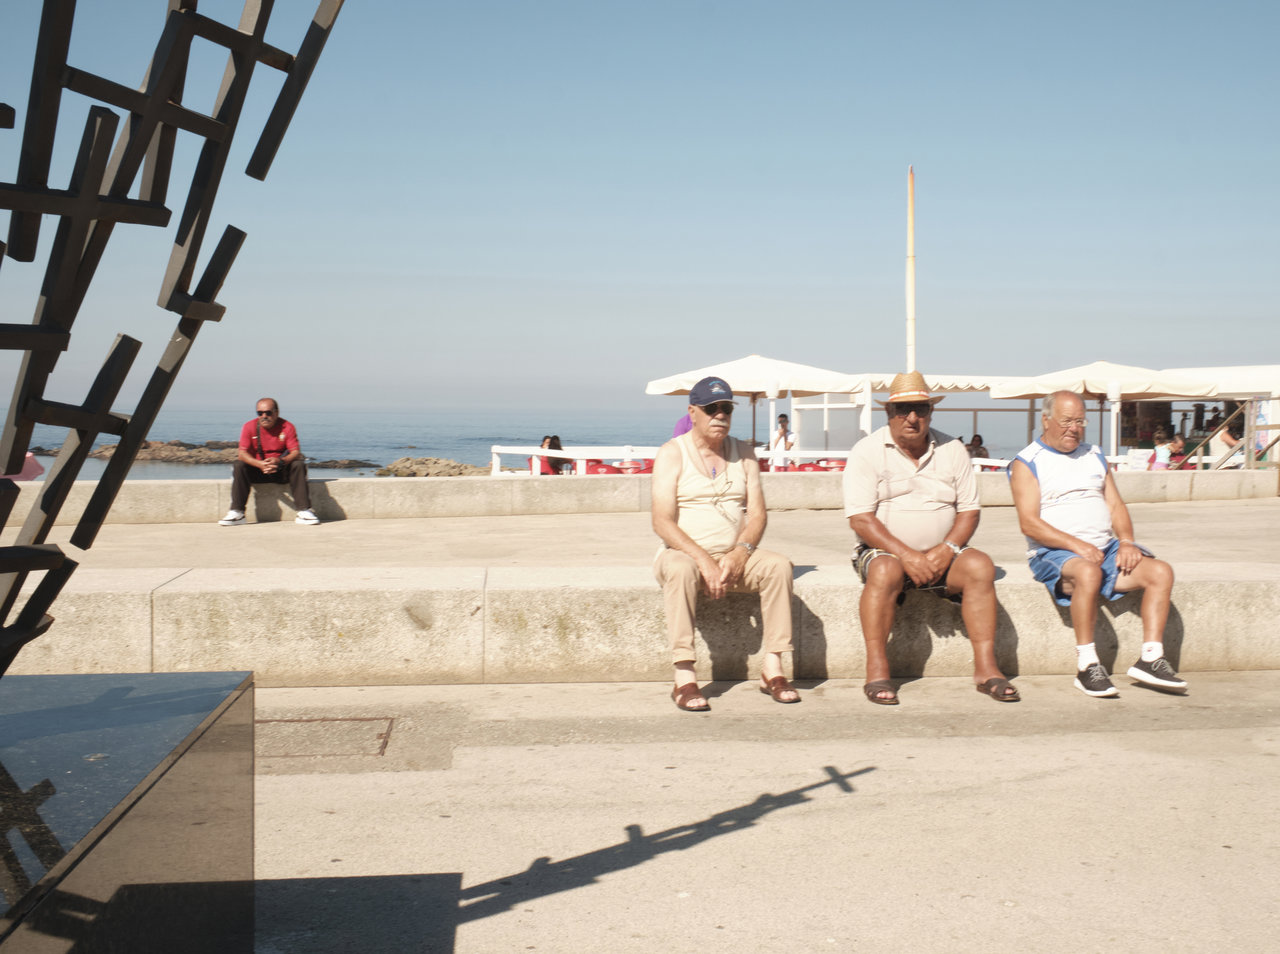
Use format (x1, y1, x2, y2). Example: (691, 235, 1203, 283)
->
(218, 510, 245, 526)
(295, 509, 320, 525)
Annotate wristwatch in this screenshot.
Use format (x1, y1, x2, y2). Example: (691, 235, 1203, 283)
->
(736, 542, 757, 554)
(943, 541, 963, 557)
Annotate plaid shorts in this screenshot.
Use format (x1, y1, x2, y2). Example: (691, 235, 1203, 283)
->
(851, 544, 966, 604)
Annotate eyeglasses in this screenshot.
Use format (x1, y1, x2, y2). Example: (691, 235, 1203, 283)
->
(888, 402, 932, 418)
(699, 402, 735, 416)
(1051, 417, 1087, 429)
(257, 409, 277, 417)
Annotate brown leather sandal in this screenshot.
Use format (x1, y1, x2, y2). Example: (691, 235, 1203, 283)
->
(758, 674, 801, 703)
(671, 682, 710, 712)
(863, 680, 899, 705)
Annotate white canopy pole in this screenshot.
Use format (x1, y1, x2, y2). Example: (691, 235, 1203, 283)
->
(905, 166, 917, 372)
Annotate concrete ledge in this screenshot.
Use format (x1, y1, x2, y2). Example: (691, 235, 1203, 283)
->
(12, 564, 1275, 686)
(13, 467, 1277, 526)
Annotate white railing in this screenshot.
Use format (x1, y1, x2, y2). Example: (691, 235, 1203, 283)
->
(489, 445, 863, 475)
(490, 445, 663, 476)
(488, 446, 1250, 477)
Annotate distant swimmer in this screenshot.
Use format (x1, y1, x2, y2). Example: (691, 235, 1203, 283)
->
(1010, 390, 1187, 697)
(218, 398, 319, 526)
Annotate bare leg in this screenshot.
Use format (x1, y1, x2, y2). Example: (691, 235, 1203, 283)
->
(860, 555, 903, 701)
(1114, 557, 1175, 641)
(946, 549, 1012, 695)
(1059, 558, 1104, 646)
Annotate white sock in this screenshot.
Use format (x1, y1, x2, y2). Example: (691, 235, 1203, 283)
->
(1141, 642, 1163, 662)
(1076, 643, 1100, 670)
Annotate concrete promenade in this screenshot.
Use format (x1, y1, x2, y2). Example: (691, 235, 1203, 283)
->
(5, 493, 1278, 951)
(252, 673, 1280, 952)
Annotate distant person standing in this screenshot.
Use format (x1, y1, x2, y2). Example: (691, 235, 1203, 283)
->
(966, 434, 989, 459)
(770, 414, 795, 469)
(218, 398, 319, 526)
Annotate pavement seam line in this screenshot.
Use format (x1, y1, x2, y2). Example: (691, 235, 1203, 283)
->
(151, 568, 195, 672)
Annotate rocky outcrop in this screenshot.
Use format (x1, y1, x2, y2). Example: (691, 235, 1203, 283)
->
(376, 456, 499, 477)
(33, 440, 378, 469)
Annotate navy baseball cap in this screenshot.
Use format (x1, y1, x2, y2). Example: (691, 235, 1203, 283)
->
(688, 376, 736, 407)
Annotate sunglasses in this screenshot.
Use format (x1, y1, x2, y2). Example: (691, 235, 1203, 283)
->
(257, 409, 277, 416)
(699, 402, 735, 416)
(889, 402, 933, 418)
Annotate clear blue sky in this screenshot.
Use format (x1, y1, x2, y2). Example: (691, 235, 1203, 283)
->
(2, 0, 1277, 416)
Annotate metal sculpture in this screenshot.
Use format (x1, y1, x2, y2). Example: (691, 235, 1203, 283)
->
(0, 0, 344, 677)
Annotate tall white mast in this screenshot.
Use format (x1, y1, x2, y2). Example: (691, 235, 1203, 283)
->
(905, 165, 916, 372)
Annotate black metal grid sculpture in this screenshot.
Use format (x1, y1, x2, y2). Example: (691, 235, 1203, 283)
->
(0, 0, 344, 678)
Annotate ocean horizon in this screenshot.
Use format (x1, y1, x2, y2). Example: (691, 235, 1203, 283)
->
(21, 401, 1039, 481)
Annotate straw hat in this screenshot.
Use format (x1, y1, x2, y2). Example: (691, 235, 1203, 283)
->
(876, 370, 945, 406)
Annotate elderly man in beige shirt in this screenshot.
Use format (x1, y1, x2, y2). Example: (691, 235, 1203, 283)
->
(842, 371, 1015, 705)
(652, 376, 799, 712)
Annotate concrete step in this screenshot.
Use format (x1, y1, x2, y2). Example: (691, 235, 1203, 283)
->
(12, 562, 1273, 686)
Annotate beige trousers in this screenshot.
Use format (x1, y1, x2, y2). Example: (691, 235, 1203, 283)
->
(653, 547, 794, 664)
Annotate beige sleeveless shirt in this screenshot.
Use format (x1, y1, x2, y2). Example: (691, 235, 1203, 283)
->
(666, 432, 748, 556)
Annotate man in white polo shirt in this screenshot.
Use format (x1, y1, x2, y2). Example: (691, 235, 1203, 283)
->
(843, 371, 1016, 705)
(1010, 390, 1187, 698)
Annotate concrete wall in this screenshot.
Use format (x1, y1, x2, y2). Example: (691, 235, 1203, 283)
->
(11, 563, 1276, 686)
(14, 467, 1277, 526)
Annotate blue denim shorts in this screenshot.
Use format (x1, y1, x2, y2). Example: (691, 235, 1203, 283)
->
(1028, 538, 1154, 607)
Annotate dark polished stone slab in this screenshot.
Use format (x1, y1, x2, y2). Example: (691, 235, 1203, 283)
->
(0, 672, 253, 952)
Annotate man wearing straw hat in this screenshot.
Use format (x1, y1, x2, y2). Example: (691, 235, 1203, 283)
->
(843, 370, 1016, 705)
(652, 376, 799, 712)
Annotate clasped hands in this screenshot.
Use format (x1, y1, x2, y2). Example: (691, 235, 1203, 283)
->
(899, 543, 957, 587)
(697, 547, 750, 599)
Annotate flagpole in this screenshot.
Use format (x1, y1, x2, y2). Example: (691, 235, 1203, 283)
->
(905, 165, 916, 372)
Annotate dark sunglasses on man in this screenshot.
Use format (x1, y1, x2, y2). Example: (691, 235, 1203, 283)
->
(889, 402, 933, 418)
(699, 402, 735, 416)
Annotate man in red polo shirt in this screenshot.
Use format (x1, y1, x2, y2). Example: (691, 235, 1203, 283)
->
(218, 398, 319, 525)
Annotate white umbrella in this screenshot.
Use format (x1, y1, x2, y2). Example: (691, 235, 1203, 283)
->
(645, 354, 862, 443)
(989, 360, 1219, 454)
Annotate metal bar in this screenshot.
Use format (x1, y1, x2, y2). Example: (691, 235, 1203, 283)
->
(5, 0, 77, 261)
(247, 0, 346, 179)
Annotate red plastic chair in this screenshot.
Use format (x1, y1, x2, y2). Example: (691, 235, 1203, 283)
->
(586, 463, 622, 474)
(797, 463, 824, 472)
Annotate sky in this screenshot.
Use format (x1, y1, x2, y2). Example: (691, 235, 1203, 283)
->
(1, 0, 1277, 417)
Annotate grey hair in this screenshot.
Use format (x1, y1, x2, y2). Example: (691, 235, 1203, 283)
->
(1041, 390, 1080, 419)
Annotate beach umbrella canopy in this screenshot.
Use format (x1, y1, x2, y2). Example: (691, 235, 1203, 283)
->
(989, 360, 1219, 455)
(988, 360, 1218, 401)
(645, 354, 863, 441)
(645, 354, 862, 400)
(1160, 366, 1280, 400)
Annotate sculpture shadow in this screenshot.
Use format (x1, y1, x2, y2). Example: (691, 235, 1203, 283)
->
(253, 766, 871, 954)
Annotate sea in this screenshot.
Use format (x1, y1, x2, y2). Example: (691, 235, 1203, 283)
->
(20, 402, 1035, 481)
(22, 405, 694, 481)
